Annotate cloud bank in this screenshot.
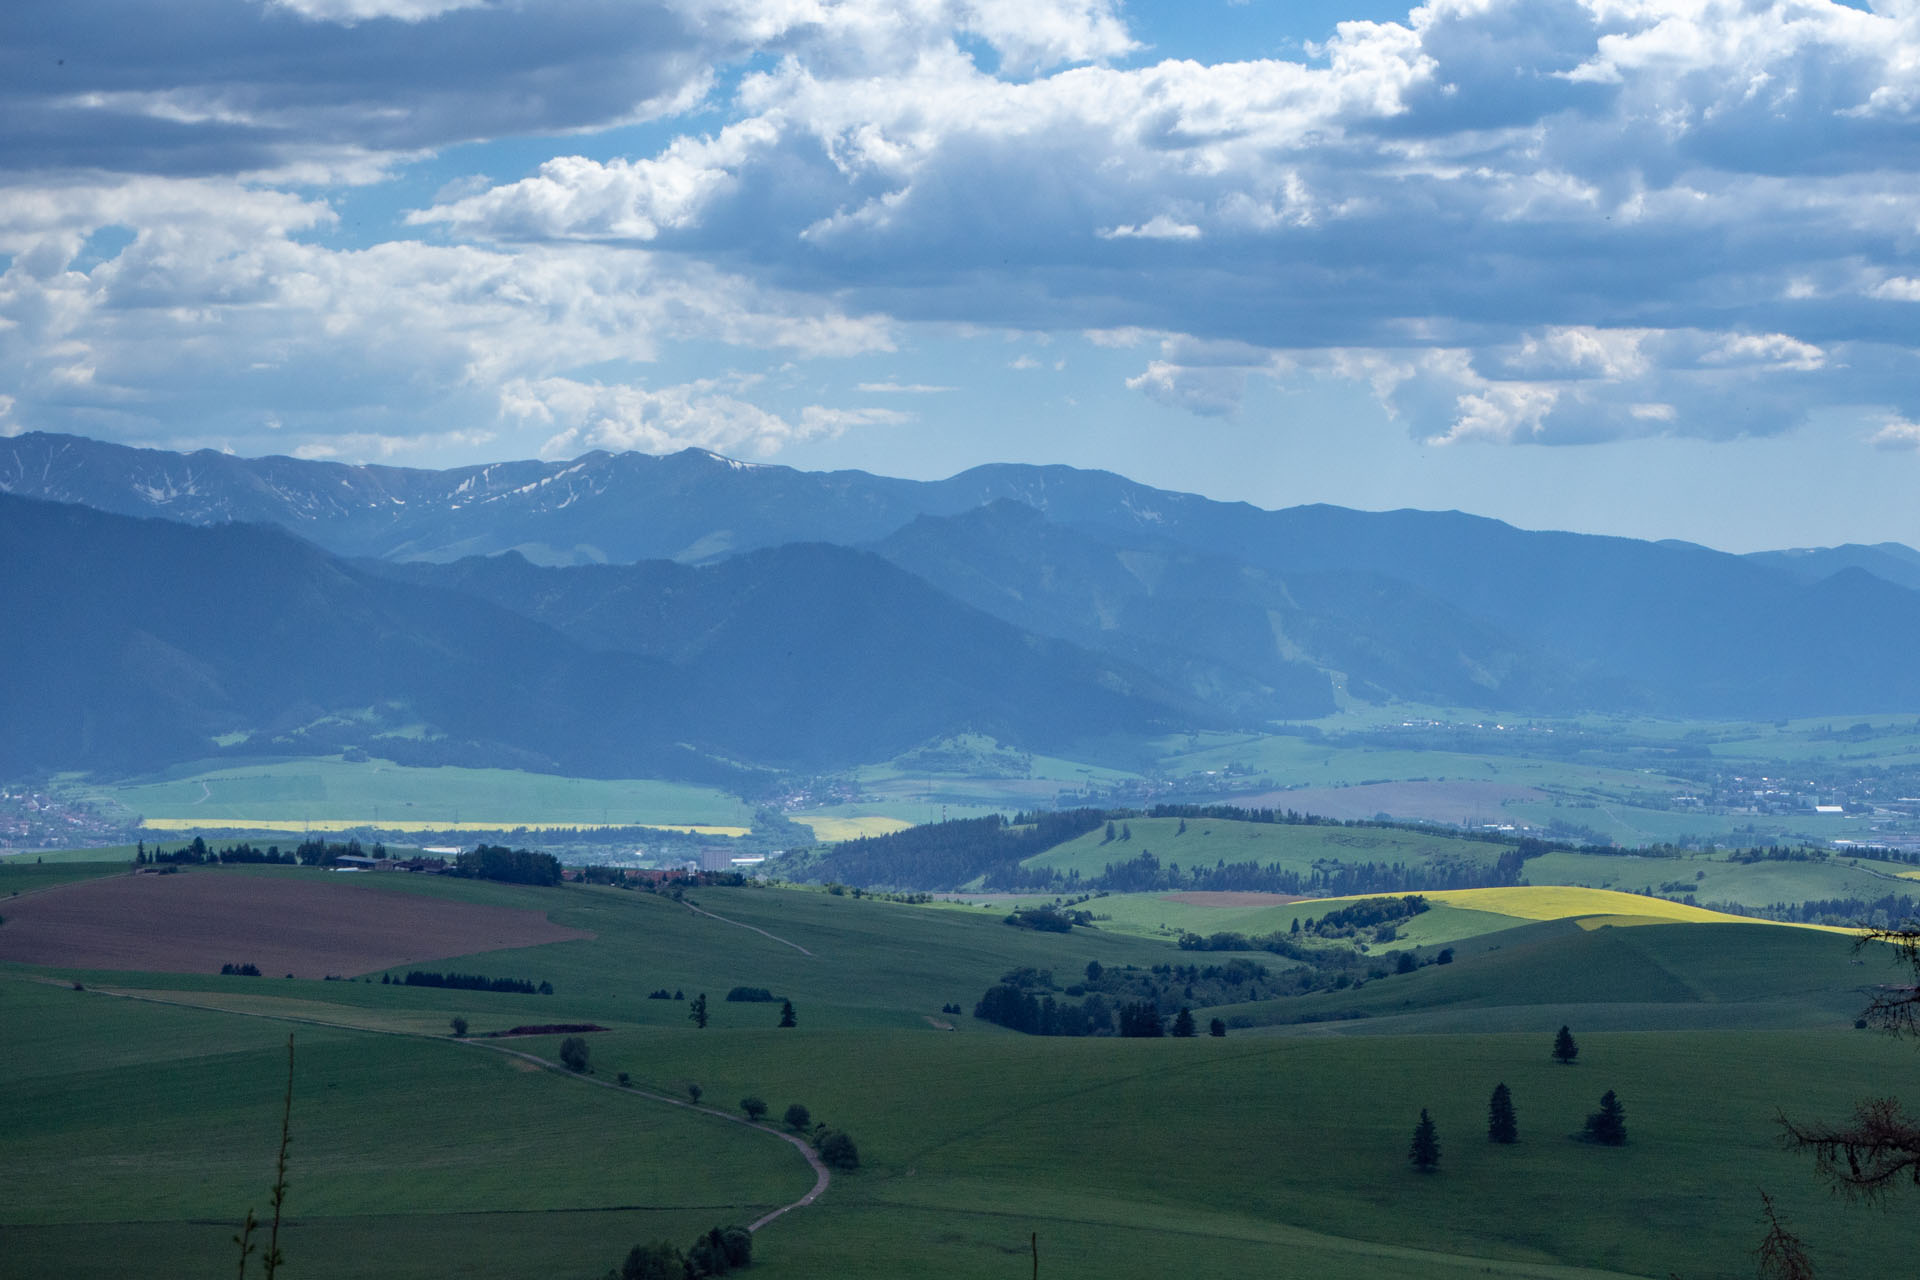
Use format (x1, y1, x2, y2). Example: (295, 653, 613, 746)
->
(2, 0, 1916, 457)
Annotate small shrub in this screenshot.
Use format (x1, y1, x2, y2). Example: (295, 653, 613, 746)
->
(688, 1083, 703, 1104)
(559, 1036, 591, 1074)
(618, 1072, 632, 1088)
(784, 1102, 811, 1130)
(740, 1096, 768, 1122)
(449, 1016, 468, 1037)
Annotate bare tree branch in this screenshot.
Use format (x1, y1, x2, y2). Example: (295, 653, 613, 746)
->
(1755, 1190, 1816, 1280)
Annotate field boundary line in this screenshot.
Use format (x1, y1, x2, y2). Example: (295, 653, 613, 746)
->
(678, 899, 814, 956)
(32, 979, 828, 1234)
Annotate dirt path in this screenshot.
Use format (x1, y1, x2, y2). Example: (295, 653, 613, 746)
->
(680, 899, 814, 956)
(461, 1038, 830, 1230)
(28, 978, 829, 1234)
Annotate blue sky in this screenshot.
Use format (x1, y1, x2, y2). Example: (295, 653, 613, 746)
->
(2, 0, 1918, 551)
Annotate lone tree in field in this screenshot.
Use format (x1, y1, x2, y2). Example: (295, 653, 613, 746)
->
(1410, 1108, 1441, 1172)
(778, 998, 796, 1028)
(784, 1102, 811, 1130)
(449, 1016, 467, 1037)
(1552, 1025, 1579, 1065)
(687, 1082, 703, 1105)
(689, 993, 709, 1029)
(1171, 1007, 1197, 1037)
(740, 1096, 768, 1122)
(1209, 1017, 1227, 1037)
(559, 1036, 591, 1074)
(1584, 1090, 1627, 1145)
(1488, 1083, 1518, 1144)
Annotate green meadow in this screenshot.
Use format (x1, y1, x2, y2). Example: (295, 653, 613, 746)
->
(1025, 816, 1508, 881)
(5, 865, 1917, 1279)
(56, 757, 755, 830)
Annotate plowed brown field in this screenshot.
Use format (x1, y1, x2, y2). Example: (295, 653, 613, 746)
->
(0, 870, 589, 977)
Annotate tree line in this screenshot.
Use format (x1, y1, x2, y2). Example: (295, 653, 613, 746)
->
(387, 969, 552, 994)
(453, 844, 562, 886)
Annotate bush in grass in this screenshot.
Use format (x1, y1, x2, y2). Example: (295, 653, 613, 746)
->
(1209, 1017, 1226, 1037)
(686, 1224, 752, 1276)
(818, 1131, 860, 1170)
(609, 1240, 686, 1280)
(688, 1082, 703, 1104)
(784, 1103, 810, 1130)
(449, 1016, 467, 1037)
(559, 1036, 591, 1073)
(741, 1096, 767, 1122)
(725, 987, 774, 1002)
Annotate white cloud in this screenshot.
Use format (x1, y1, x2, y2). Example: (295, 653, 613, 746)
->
(856, 381, 955, 392)
(1098, 216, 1203, 241)
(8, 0, 1920, 459)
(509, 374, 908, 458)
(1125, 360, 1247, 417)
(1870, 417, 1920, 451)
(261, 0, 487, 23)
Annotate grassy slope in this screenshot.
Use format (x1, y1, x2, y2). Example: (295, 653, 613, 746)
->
(1024, 815, 1508, 880)
(1524, 849, 1919, 908)
(6, 871, 1918, 1279)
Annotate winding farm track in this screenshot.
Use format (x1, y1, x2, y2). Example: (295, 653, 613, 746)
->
(27, 978, 829, 1234)
(678, 899, 814, 956)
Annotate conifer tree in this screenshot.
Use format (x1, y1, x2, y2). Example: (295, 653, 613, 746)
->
(1488, 1082, 1517, 1143)
(1171, 1007, 1196, 1037)
(778, 998, 796, 1028)
(1585, 1090, 1627, 1145)
(689, 993, 709, 1029)
(1552, 1024, 1579, 1065)
(1410, 1108, 1441, 1172)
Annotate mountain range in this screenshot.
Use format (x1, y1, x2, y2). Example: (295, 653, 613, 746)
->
(6, 429, 1920, 781)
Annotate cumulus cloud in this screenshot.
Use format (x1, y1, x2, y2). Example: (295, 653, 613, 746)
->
(401, 0, 1920, 446)
(508, 374, 908, 458)
(7, 0, 1920, 457)
(1871, 417, 1920, 451)
(0, 175, 893, 457)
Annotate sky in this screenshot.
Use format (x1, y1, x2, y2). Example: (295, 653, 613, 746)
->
(2, 0, 1918, 552)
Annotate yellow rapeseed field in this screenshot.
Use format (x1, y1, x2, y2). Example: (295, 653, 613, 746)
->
(1423, 885, 1857, 934)
(791, 815, 915, 841)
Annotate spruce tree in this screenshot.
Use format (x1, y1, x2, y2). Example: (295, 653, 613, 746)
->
(778, 998, 797, 1028)
(1410, 1108, 1441, 1172)
(1584, 1090, 1627, 1145)
(1171, 1007, 1197, 1037)
(1488, 1082, 1517, 1143)
(1552, 1024, 1579, 1065)
(689, 993, 709, 1029)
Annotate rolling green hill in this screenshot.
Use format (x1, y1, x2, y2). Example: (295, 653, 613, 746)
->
(5, 864, 1915, 1279)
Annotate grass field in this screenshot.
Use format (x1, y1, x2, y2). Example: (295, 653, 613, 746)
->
(58, 757, 756, 830)
(1522, 848, 1919, 909)
(7, 867, 1918, 1279)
